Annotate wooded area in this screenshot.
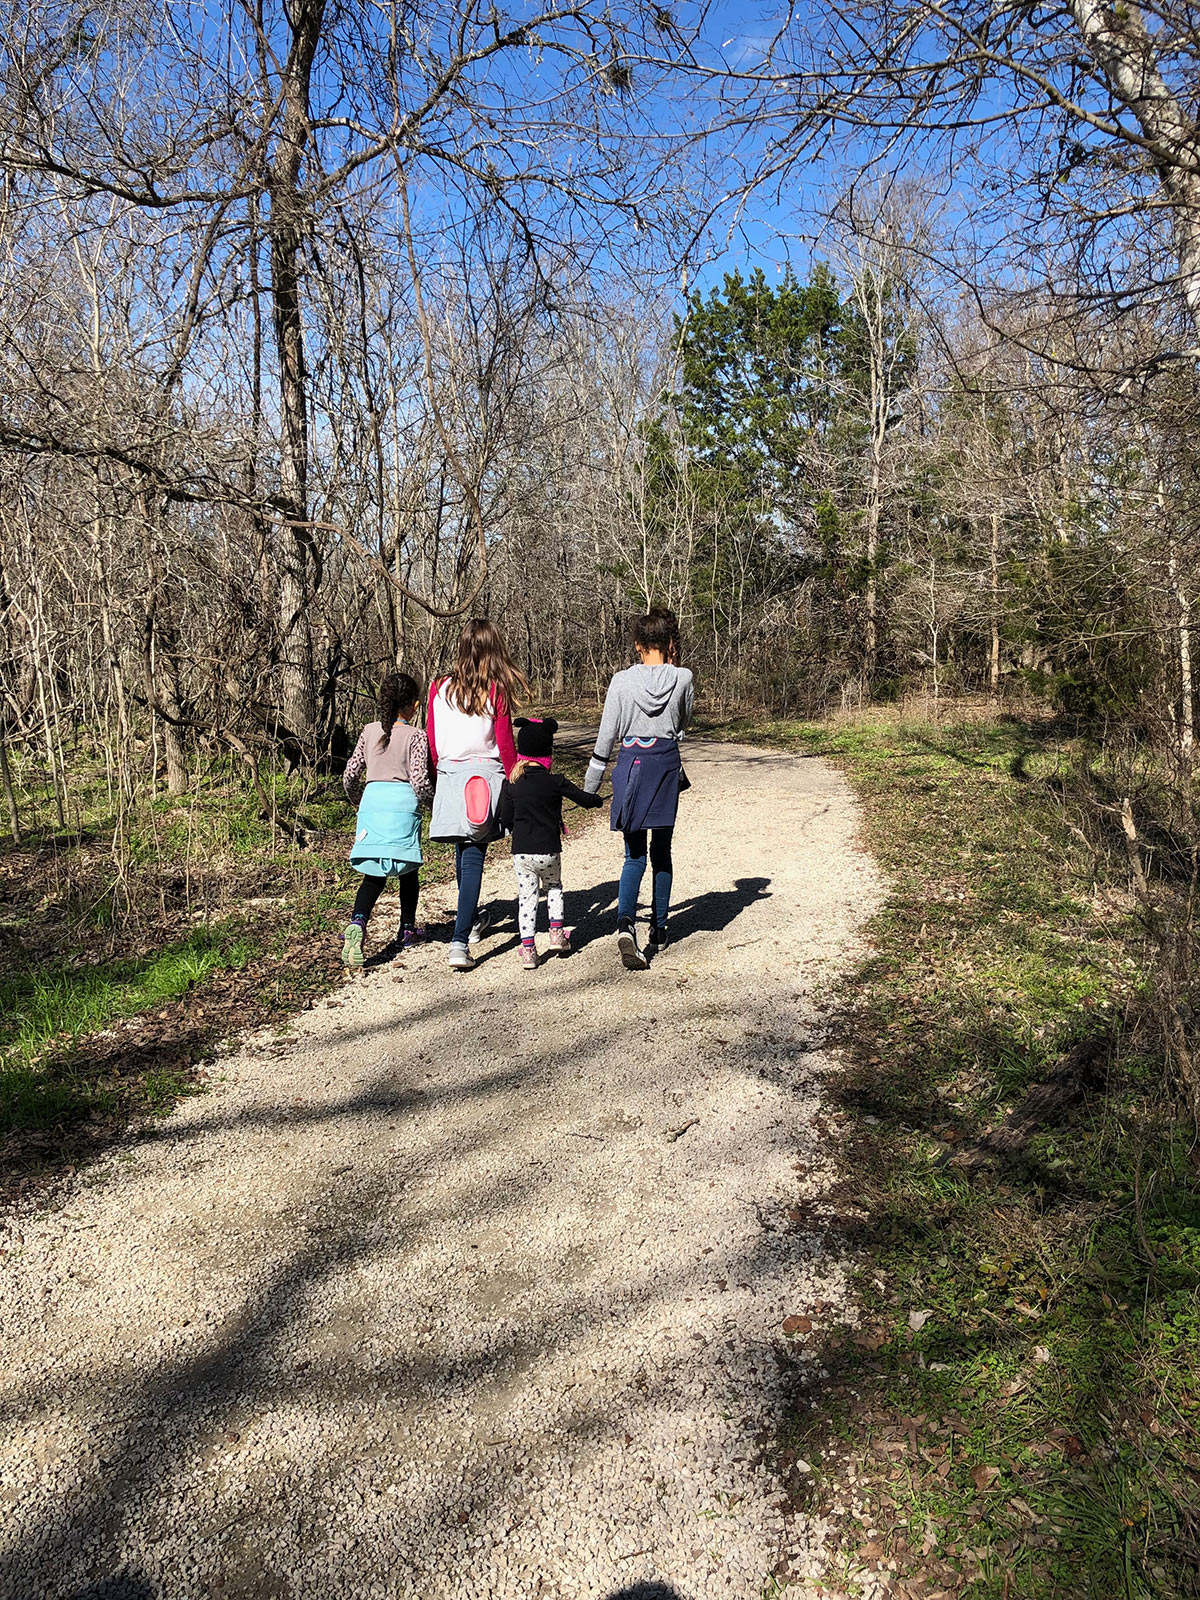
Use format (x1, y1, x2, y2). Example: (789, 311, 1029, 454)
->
(6, 0, 1200, 792)
(8, 0, 1200, 1112)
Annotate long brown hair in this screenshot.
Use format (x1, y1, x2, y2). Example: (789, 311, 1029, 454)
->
(444, 618, 529, 717)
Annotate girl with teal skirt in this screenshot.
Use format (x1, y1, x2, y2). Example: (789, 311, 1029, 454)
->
(341, 672, 434, 968)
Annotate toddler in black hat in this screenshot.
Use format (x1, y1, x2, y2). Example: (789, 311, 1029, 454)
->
(496, 718, 603, 970)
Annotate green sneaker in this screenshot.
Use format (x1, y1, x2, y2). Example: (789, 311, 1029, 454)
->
(341, 922, 365, 969)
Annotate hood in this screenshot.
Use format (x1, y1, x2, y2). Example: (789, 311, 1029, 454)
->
(626, 663, 685, 715)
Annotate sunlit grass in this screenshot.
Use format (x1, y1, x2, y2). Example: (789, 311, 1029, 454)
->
(0, 926, 256, 1133)
(715, 707, 1200, 1598)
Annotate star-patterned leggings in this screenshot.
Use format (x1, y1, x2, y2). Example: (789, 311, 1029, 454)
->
(512, 852, 564, 939)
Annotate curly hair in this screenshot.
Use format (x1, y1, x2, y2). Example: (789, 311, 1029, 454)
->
(444, 618, 529, 717)
(634, 606, 681, 665)
(378, 671, 421, 748)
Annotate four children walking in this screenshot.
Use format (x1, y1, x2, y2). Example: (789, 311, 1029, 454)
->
(342, 609, 693, 974)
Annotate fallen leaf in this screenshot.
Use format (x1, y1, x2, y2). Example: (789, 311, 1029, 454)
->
(908, 1308, 934, 1333)
(971, 1463, 1000, 1491)
(854, 1328, 888, 1351)
(782, 1315, 813, 1335)
(1032, 1346, 1051, 1364)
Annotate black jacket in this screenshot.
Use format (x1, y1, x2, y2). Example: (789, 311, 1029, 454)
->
(496, 766, 602, 855)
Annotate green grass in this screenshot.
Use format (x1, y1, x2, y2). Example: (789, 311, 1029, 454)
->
(708, 709, 1200, 1598)
(0, 924, 257, 1132)
(0, 731, 586, 1173)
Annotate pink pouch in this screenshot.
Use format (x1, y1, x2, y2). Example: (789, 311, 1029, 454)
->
(465, 775, 492, 830)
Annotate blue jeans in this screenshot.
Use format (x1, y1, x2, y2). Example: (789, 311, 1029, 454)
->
(618, 827, 673, 927)
(452, 842, 487, 943)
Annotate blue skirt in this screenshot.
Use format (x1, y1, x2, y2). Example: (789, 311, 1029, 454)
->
(610, 739, 682, 833)
(350, 781, 422, 878)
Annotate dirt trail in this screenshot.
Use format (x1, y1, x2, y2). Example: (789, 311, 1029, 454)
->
(0, 736, 881, 1600)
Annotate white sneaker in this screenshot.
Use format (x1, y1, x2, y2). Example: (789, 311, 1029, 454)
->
(448, 941, 475, 971)
(617, 924, 648, 971)
(469, 906, 491, 944)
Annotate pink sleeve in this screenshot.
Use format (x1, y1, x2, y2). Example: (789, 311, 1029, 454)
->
(494, 689, 517, 777)
(426, 679, 440, 770)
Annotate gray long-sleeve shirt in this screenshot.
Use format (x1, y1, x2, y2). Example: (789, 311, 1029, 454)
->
(584, 663, 694, 792)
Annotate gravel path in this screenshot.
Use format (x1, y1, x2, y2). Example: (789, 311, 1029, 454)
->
(0, 736, 881, 1600)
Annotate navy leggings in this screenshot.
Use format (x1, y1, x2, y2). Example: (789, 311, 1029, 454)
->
(452, 842, 487, 943)
(617, 827, 673, 927)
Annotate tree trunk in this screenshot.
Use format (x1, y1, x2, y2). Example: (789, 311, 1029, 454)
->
(1069, 0, 1200, 342)
(157, 641, 190, 796)
(1170, 549, 1195, 767)
(0, 730, 19, 841)
(863, 326, 886, 684)
(267, 0, 325, 749)
(1178, 585, 1194, 766)
(989, 510, 1001, 696)
(88, 487, 131, 796)
(864, 454, 881, 681)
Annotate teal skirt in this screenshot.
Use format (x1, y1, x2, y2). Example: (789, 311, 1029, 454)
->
(350, 781, 422, 878)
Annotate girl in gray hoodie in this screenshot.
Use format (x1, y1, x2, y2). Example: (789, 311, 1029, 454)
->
(584, 608, 694, 970)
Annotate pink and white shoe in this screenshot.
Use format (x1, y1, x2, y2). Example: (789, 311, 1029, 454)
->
(547, 926, 571, 955)
(520, 943, 540, 971)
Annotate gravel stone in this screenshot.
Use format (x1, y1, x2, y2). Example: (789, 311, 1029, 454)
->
(0, 737, 880, 1600)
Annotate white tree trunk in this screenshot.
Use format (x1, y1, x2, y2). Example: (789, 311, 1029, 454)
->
(1069, 0, 1200, 339)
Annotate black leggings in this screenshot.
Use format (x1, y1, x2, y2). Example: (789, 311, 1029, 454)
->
(352, 871, 419, 929)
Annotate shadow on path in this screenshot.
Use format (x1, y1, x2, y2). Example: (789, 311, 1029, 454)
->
(67, 1578, 154, 1600)
(558, 876, 772, 954)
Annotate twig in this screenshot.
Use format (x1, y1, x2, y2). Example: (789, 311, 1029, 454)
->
(665, 1118, 699, 1142)
(1120, 796, 1150, 897)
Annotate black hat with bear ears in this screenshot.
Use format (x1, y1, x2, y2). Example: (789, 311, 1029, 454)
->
(514, 716, 558, 758)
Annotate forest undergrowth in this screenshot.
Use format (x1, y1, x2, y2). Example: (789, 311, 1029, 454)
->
(0, 759, 357, 1208)
(706, 707, 1200, 1599)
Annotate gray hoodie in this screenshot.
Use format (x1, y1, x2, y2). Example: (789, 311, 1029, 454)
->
(584, 663, 694, 792)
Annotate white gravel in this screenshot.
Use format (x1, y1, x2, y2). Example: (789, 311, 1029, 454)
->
(0, 736, 882, 1600)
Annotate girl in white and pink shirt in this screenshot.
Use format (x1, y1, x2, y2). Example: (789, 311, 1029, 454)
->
(427, 618, 525, 970)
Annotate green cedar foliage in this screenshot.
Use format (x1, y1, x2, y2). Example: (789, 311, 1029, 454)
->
(632, 264, 920, 703)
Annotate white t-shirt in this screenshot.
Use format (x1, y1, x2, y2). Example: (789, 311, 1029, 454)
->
(430, 681, 501, 762)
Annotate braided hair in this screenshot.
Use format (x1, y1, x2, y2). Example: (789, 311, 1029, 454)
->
(378, 671, 420, 749)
